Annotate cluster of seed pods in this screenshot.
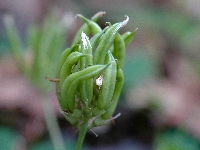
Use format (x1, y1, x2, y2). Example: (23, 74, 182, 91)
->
(55, 12, 137, 129)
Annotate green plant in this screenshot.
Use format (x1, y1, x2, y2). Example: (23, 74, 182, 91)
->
(4, 13, 67, 150)
(54, 12, 137, 150)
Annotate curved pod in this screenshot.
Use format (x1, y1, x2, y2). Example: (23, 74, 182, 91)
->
(60, 64, 109, 112)
(97, 51, 117, 110)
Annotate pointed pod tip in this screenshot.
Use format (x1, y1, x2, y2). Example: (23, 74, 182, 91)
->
(105, 22, 111, 26)
(93, 11, 106, 18)
(133, 28, 139, 33)
(75, 14, 86, 20)
(74, 14, 80, 18)
(131, 28, 138, 34)
(121, 15, 129, 27)
(75, 14, 89, 23)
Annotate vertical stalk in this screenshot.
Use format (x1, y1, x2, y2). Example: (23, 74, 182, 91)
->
(4, 15, 25, 74)
(75, 117, 89, 150)
(41, 94, 66, 150)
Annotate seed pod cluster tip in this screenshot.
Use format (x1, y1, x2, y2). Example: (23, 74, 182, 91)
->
(54, 12, 137, 129)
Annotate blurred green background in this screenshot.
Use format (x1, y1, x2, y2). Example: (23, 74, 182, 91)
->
(1, 0, 200, 149)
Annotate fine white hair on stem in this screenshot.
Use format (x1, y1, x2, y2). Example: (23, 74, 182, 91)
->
(112, 113, 121, 120)
(106, 113, 121, 123)
(90, 129, 99, 137)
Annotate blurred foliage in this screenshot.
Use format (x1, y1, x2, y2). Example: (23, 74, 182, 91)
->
(124, 50, 157, 88)
(29, 137, 78, 150)
(4, 13, 67, 92)
(3, 12, 68, 150)
(0, 125, 18, 150)
(153, 128, 200, 150)
(120, 5, 198, 85)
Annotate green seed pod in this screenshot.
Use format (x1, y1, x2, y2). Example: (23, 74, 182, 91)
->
(60, 109, 82, 128)
(79, 32, 93, 105)
(59, 51, 91, 86)
(113, 32, 126, 69)
(92, 107, 105, 117)
(63, 115, 79, 127)
(102, 65, 124, 119)
(62, 108, 89, 129)
(94, 16, 129, 65)
(90, 26, 109, 50)
(65, 108, 83, 119)
(76, 14, 102, 35)
(56, 44, 79, 100)
(52, 12, 136, 134)
(60, 64, 109, 112)
(97, 51, 117, 110)
(56, 44, 79, 78)
(72, 12, 105, 46)
(121, 28, 138, 47)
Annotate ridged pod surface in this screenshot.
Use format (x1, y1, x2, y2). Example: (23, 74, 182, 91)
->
(53, 13, 137, 131)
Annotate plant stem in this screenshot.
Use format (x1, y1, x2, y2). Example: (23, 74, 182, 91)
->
(75, 117, 89, 150)
(41, 94, 66, 150)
